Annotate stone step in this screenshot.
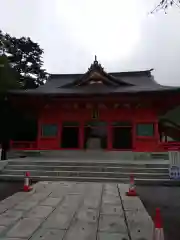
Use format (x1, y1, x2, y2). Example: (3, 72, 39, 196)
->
(9, 150, 134, 160)
(0, 174, 178, 186)
(9, 150, 169, 161)
(7, 160, 169, 168)
(3, 169, 169, 179)
(2, 158, 170, 185)
(150, 153, 168, 160)
(6, 164, 168, 173)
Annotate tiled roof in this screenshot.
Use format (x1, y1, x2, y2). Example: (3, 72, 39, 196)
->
(9, 58, 180, 96)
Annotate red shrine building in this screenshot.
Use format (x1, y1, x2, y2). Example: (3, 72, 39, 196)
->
(9, 57, 180, 152)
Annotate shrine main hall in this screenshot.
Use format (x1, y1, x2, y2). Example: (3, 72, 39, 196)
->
(9, 57, 180, 152)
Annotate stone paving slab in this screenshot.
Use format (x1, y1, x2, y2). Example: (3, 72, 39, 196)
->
(118, 183, 129, 193)
(14, 200, 39, 211)
(102, 195, 121, 205)
(28, 192, 51, 202)
(64, 221, 97, 240)
(40, 197, 62, 207)
(126, 208, 154, 240)
(0, 238, 25, 240)
(101, 203, 123, 216)
(99, 214, 127, 233)
(117, 184, 154, 240)
(6, 218, 42, 238)
(0, 210, 23, 226)
(42, 210, 74, 230)
(31, 228, 65, 240)
(25, 206, 54, 219)
(0, 193, 31, 209)
(121, 196, 146, 211)
(98, 232, 130, 240)
(0, 226, 7, 234)
(75, 206, 98, 223)
(83, 197, 100, 209)
(0, 182, 154, 240)
(0, 204, 8, 214)
(1, 209, 23, 219)
(56, 195, 81, 213)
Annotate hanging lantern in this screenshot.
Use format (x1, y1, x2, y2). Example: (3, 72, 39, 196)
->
(92, 109, 99, 119)
(74, 103, 78, 109)
(123, 103, 130, 108)
(135, 103, 141, 109)
(44, 104, 50, 109)
(114, 103, 119, 109)
(86, 103, 92, 109)
(98, 103, 106, 109)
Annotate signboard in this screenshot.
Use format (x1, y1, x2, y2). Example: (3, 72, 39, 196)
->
(169, 151, 180, 179)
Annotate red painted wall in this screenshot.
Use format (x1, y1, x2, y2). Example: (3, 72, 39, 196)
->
(37, 102, 159, 152)
(133, 109, 159, 152)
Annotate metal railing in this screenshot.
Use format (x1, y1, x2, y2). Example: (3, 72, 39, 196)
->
(10, 141, 37, 150)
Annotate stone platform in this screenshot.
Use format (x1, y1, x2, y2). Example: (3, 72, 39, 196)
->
(0, 181, 154, 240)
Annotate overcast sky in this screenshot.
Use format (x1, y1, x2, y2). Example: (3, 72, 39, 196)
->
(0, 0, 180, 86)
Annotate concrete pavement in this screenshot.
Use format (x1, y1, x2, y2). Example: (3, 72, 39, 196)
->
(0, 181, 154, 240)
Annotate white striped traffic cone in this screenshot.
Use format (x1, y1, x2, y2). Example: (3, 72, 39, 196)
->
(23, 172, 32, 192)
(126, 174, 137, 196)
(153, 208, 164, 240)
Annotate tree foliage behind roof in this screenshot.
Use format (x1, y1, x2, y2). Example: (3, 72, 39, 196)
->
(0, 55, 21, 97)
(0, 30, 48, 89)
(151, 0, 180, 14)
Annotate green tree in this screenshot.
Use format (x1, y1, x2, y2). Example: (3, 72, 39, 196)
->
(0, 30, 48, 89)
(0, 31, 48, 159)
(0, 55, 21, 160)
(0, 55, 20, 95)
(151, 0, 180, 13)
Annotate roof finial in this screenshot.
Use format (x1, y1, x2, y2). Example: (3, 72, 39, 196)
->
(94, 55, 98, 64)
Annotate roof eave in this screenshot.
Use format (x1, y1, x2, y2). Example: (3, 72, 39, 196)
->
(8, 86, 180, 97)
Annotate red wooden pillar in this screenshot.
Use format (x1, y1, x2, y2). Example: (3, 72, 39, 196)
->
(79, 123, 84, 149)
(154, 121, 160, 142)
(132, 121, 136, 151)
(58, 122, 62, 149)
(37, 116, 41, 150)
(165, 134, 168, 142)
(107, 122, 112, 150)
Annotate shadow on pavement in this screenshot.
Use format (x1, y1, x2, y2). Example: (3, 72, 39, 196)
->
(0, 182, 23, 201)
(137, 186, 180, 240)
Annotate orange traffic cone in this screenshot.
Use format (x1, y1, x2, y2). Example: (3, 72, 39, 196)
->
(126, 174, 137, 196)
(153, 208, 164, 240)
(23, 172, 32, 192)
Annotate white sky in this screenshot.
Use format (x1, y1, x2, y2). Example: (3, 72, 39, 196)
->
(0, 0, 180, 85)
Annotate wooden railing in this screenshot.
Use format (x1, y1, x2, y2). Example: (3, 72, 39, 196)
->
(10, 141, 37, 150)
(159, 141, 180, 151)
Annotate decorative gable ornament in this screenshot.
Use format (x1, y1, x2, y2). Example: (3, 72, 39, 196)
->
(74, 55, 131, 87)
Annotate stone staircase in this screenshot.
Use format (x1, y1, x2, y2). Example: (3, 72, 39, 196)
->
(0, 158, 172, 185)
(8, 150, 168, 160)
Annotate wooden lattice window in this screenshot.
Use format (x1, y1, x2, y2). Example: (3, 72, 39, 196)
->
(41, 124, 58, 137)
(136, 123, 154, 137)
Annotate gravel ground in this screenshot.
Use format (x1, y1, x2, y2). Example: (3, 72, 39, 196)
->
(137, 186, 180, 240)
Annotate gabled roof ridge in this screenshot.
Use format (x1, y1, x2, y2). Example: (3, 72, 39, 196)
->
(70, 56, 135, 87)
(49, 69, 153, 78)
